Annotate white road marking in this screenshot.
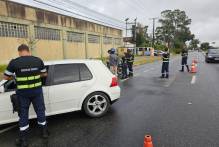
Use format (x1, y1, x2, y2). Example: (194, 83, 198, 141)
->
(164, 75, 177, 87)
(134, 74, 140, 77)
(143, 68, 155, 73)
(0, 124, 17, 134)
(191, 75, 196, 84)
(188, 102, 192, 105)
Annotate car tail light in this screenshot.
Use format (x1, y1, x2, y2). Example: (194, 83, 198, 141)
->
(110, 77, 118, 87)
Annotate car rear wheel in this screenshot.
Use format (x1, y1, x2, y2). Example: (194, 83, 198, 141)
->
(83, 92, 110, 117)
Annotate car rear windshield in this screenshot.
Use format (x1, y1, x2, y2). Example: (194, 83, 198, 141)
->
(209, 49, 219, 54)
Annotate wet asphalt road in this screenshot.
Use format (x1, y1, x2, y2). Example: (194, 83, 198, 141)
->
(1, 51, 219, 147)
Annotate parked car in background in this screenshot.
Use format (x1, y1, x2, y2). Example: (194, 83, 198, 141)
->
(205, 49, 219, 63)
(154, 50, 158, 56)
(0, 60, 121, 125)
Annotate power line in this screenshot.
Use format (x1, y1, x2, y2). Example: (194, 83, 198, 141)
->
(33, 0, 125, 29)
(123, 0, 150, 15)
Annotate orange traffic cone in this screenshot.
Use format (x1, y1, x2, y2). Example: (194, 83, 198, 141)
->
(144, 135, 153, 147)
(190, 61, 197, 73)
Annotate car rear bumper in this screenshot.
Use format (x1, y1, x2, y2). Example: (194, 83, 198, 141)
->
(109, 86, 121, 102)
(206, 57, 219, 62)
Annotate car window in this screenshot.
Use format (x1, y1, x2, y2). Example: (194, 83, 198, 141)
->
(79, 64, 92, 81)
(53, 64, 80, 85)
(209, 49, 219, 54)
(42, 66, 49, 86)
(4, 80, 16, 92)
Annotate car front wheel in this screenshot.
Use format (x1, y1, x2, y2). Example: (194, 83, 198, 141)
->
(83, 92, 110, 117)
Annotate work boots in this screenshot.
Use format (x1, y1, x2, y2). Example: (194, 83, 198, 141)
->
(180, 66, 190, 72)
(160, 74, 165, 79)
(186, 65, 190, 72)
(179, 66, 184, 72)
(165, 74, 169, 79)
(16, 130, 29, 147)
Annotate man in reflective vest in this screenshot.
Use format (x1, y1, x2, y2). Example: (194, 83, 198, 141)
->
(160, 48, 170, 79)
(180, 49, 190, 72)
(3, 44, 48, 147)
(125, 49, 134, 77)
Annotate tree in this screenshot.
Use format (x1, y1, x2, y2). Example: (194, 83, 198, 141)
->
(190, 39, 200, 50)
(135, 23, 149, 47)
(200, 42, 210, 50)
(156, 9, 193, 50)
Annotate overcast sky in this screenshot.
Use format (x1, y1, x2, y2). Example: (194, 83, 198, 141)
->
(70, 0, 219, 46)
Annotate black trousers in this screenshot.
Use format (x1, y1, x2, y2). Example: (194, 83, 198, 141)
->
(161, 62, 169, 76)
(181, 57, 190, 71)
(181, 57, 188, 65)
(122, 64, 128, 78)
(127, 62, 133, 76)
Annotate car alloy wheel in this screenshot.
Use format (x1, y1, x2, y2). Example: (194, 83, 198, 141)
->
(83, 92, 110, 117)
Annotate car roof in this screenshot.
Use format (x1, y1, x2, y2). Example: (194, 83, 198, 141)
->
(44, 59, 102, 66)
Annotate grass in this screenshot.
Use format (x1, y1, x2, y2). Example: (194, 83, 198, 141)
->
(134, 56, 162, 66)
(0, 65, 6, 79)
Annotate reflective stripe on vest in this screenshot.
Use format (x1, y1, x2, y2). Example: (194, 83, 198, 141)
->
(163, 58, 169, 62)
(17, 82, 42, 89)
(16, 75, 41, 82)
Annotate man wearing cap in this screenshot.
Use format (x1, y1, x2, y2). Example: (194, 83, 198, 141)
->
(3, 44, 49, 147)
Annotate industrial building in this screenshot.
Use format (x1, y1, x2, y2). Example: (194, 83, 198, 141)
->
(0, 0, 124, 64)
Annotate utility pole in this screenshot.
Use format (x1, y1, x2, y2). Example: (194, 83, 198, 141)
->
(125, 18, 129, 47)
(134, 18, 137, 55)
(149, 17, 158, 48)
(124, 18, 138, 55)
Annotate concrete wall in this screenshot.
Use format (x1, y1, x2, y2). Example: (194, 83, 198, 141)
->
(0, 0, 123, 64)
(66, 42, 86, 59)
(87, 43, 101, 59)
(102, 44, 114, 57)
(0, 38, 25, 63)
(35, 40, 63, 61)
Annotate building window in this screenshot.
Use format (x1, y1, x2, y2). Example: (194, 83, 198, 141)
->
(103, 37, 112, 44)
(88, 34, 100, 44)
(67, 32, 84, 43)
(0, 21, 28, 38)
(114, 38, 122, 45)
(35, 27, 60, 40)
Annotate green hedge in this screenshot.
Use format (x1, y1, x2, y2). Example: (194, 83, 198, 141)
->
(0, 65, 6, 73)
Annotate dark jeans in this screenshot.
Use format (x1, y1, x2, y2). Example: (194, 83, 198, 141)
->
(122, 64, 128, 78)
(16, 88, 46, 130)
(161, 62, 169, 76)
(181, 57, 188, 65)
(181, 57, 190, 71)
(127, 63, 133, 76)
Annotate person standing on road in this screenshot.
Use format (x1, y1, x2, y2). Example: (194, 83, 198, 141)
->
(125, 49, 134, 77)
(180, 49, 190, 72)
(121, 55, 128, 79)
(3, 44, 49, 147)
(109, 48, 119, 75)
(160, 48, 170, 79)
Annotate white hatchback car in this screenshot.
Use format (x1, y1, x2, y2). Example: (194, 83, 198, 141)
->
(0, 60, 120, 125)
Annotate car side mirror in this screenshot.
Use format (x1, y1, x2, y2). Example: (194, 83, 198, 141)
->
(0, 86, 5, 93)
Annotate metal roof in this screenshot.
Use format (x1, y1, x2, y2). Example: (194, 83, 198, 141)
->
(8, 0, 125, 30)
